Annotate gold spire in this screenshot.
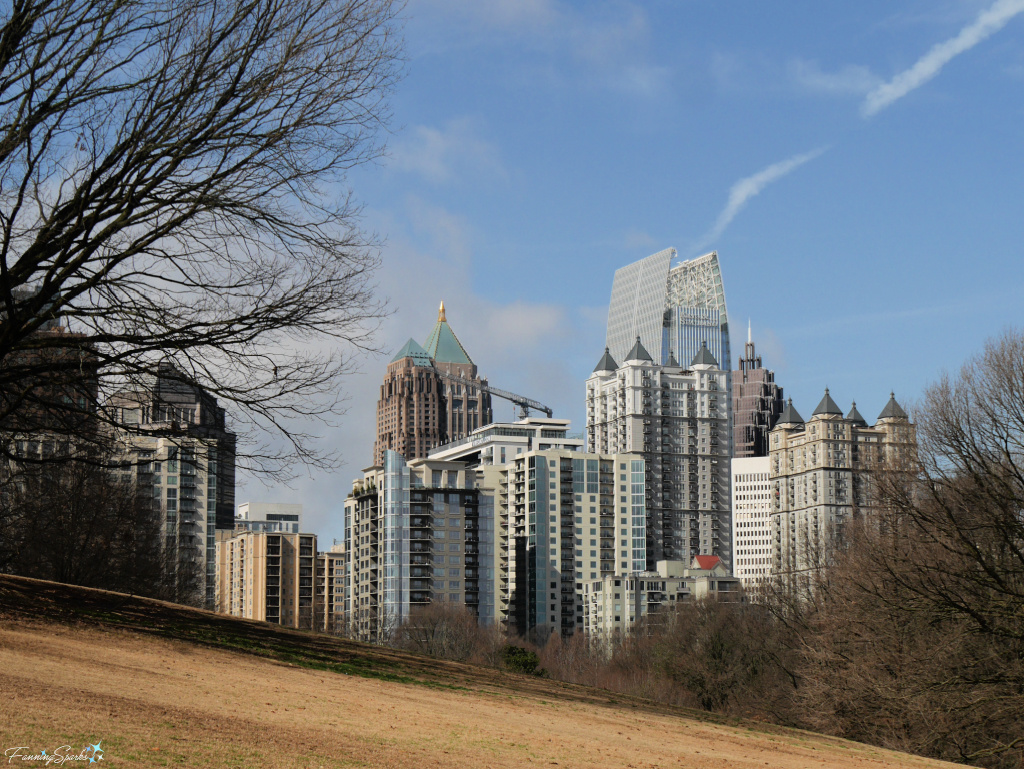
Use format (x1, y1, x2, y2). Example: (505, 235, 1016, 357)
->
(438, 300, 446, 322)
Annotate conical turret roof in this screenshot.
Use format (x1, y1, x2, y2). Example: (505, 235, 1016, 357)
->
(423, 301, 473, 365)
(625, 336, 653, 363)
(666, 350, 679, 367)
(690, 340, 718, 368)
(813, 387, 843, 417)
(593, 347, 618, 373)
(778, 398, 804, 425)
(878, 392, 908, 421)
(391, 337, 434, 366)
(846, 401, 867, 426)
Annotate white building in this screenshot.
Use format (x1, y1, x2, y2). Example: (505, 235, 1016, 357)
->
(582, 556, 742, 643)
(236, 501, 303, 533)
(730, 456, 772, 593)
(587, 337, 731, 569)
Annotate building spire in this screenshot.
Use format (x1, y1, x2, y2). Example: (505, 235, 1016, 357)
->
(748, 318, 751, 344)
(438, 300, 446, 322)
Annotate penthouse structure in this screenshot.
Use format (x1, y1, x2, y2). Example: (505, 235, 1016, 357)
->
(770, 391, 916, 582)
(374, 303, 492, 465)
(587, 338, 731, 569)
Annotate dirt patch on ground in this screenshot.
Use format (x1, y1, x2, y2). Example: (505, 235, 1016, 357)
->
(1, 619, 965, 768)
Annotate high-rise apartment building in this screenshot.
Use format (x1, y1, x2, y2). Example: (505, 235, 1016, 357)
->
(769, 391, 915, 582)
(215, 529, 321, 629)
(495, 449, 645, 640)
(109, 362, 236, 608)
(605, 249, 731, 374)
(587, 338, 731, 569)
(344, 452, 495, 642)
(732, 324, 783, 458)
(374, 303, 493, 465)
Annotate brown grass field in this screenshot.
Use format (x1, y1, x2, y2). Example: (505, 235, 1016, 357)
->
(0, 576, 968, 768)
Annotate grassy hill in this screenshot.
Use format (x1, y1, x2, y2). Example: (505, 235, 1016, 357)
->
(0, 575, 967, 768)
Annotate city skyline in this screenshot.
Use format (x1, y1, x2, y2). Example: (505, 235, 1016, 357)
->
(241, 1, 1024, 544)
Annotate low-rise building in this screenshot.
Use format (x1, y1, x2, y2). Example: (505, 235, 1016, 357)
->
(581, 555, 742, 642)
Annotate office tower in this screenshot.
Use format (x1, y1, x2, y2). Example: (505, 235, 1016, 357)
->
(109, 362, 237, 608)
(732, 323, 784, 458)
(587, 338, 731, 569)
(769, 391, 916, 584)
(344, 451, 494, 642)
(730, 456, 772, 593)
(605, 249, 731, 374)
(215, 529, 321, 629)
(374, 303, 493, 465)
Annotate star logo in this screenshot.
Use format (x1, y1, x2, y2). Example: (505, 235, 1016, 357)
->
(85, 741, 103, 763)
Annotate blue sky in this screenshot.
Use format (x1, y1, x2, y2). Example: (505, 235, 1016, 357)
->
(241, 0, 1024, 543)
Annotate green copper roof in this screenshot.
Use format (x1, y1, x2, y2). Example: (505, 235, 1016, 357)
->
(391, 337, 434, 366)
(423, 302, 473, 365)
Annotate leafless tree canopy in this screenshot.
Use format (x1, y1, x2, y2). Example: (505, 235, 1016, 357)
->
(0, 0, 401, 473)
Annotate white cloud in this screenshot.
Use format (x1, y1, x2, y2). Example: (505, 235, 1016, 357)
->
(790, 60, 881, 95)
(701, 148, 828, 246)
(863, 0, 1024, 116)
(388, 117, 505, 185)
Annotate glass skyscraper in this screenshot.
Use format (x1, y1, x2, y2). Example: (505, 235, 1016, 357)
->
(605, 249, 731, 372)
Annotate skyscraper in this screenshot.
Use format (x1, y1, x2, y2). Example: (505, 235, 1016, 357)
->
(374, 303, 492, 465)
(732, 322, 784, 458)
(605, 249, 731, 374)
(587, 338, 731, 569)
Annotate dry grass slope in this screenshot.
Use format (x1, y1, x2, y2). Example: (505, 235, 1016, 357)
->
(0, 576, 969, 768)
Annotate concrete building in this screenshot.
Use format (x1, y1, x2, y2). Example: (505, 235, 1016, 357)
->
(581, 556, 742, 642)
(109, 363, 236, 609)
(587, 337, 731, 569)
(344, 452, 495, 642)
(374, 303, 493, 465)
(235, 502, 303, 533)
(730, 456, 772, 593)
(770, 391, 916, 583)
(215, 529, 320, 629)
(732, 324, 783, 459)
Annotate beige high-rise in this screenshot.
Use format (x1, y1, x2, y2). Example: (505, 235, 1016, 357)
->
(769, 391, 915, 583)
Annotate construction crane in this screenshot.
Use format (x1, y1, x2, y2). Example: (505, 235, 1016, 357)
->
(431, 367, 553, 419)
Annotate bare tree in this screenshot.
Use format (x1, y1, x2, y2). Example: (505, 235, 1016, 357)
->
(0, 0, 401, 476)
